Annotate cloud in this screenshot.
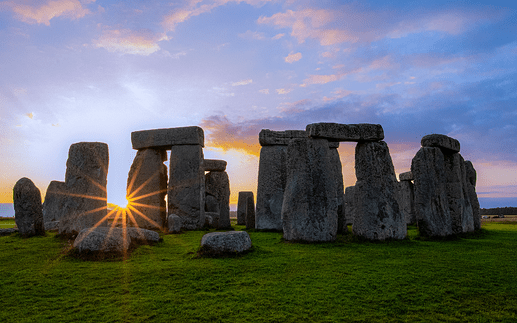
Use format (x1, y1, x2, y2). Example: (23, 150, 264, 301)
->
(239, 30, 266, 40)
(285, 52, 302, 63)
(93, 28, 165, 56)
(1, 0, 94, 26)
(259, 89, 269, 94)
(272, 33, 284, 40)
(232, 79, 253, 86)
(276, 88, 291, 94)
(26, 112, 33, 119)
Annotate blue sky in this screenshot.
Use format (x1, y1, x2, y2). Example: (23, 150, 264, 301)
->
(0, 0, 516, 208)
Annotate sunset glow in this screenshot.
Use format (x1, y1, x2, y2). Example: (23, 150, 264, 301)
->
(0, 0, 516, 210)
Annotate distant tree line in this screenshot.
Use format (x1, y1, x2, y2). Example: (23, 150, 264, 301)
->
(480, 207, 517, 215)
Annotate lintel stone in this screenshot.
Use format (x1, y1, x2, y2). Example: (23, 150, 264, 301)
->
(259, 129, 307, 146)
(421, 134, 460, 153)
(131, 126, 204, 150)
(306, 123, 384, 142)
(204, 159, 227, 171)
(399, 171, 414, 181)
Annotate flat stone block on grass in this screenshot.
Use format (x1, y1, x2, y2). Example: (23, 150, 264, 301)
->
(126, 227, 161, 243)
(73, 227, 130, 254)
(421, 134, 460, 153)
(131, 126, 204, 150)
(200, 231, 252, 255)
(306, 123, 384, 142)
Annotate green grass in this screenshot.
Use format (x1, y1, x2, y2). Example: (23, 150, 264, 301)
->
(0, 218, 15, 228)
(1, 223, 517, 322)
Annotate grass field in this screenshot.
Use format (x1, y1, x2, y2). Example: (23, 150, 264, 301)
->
(1, 222, 516, 322)
(0, 218, 15, 228)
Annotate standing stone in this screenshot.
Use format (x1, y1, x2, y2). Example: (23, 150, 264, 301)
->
(59, 142, 109, 236)
(13, 177, 45, 237)
(246, 193, 256, 230)
(353, 141, 406, 240)
(42, 180, 67, 223)
(411, 147, 453, 237)
(344, 186, 356, 226)
(329, 147, 346, 233)
(397, 180, 416, 225)
(255, 145, 287, 231)
(167, 214, 182, 233)
(444, 153, 474, 234)
(126, 148, 168, 230)
(168, 145, 205, 230)
(237, 192, 253, 225)
(465, 161, 481, 230)
(205, 171, 231, 229)
(282, 138, 338, 242)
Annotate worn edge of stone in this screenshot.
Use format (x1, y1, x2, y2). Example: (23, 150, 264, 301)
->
(421, 134, 460, 153)
(306, 123, 384, 142)
(204, 159, 227, 171)
(131, 126, 204, 149)
(399, 171, 414, 181)
(259, 129, 308, 146)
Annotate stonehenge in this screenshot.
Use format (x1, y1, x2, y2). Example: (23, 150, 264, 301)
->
(397, 172, 416, 225)
(205, 159, 231, 229)
(13, 177, 45, 237)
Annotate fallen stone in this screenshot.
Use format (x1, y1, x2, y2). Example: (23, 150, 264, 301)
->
(126, 227, 160, 243)
(59, 142, 109, 237)
(246, 193, 256, 230)
(344, 186, 356, 226)
(204, 159, 227, 172)
(167, 214, 182, 233)
(237, 192, 253, 225)
(282, 138, 338, 242)
(205, 171, 231, 229)
(411, 147, 453, 237)
(306, 123, 384, 142)
(13, 177, 45, 237)
(259, 129, 307, 146)
(444, 153, 474, 234)
(399, 171, 414, 181)
(42, 181, 67, 223)
(45, 221, 60, 231)
(353, 141, 406, 240)
(421, 134, 460, 153)
(200, 231, 252, 255)
(168, 145, 205, 230)
(126, 148, 168, 230)
(131, 126, 204, 150)
(256, 145, 287, 231)
(465, 161, 481, 230)
(73, 227, 130, 254)
(0, 228, 18, 236)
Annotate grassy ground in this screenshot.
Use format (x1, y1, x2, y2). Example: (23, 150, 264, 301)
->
(0, 218, 15, 228)
(1, 222, 516, 322)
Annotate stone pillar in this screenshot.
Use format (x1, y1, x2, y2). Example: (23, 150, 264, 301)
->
(42, 180, 67, 223)
(237, 191, 253, 225)
(59, 142, 109, 236)
(465, 160, 481, 230)
(444, 153, 474, 234)
(344, 186, 356, 226)
(282, 138, 338, 242)
(126, 148, 168, 230)
(329, 146, 345, 233)
(13, 177, 45, 237)
(205, 159, 231, 229)
(397, 172, 416, 225)
(353, 141, 406, 240)
(246, 193, 256, 230)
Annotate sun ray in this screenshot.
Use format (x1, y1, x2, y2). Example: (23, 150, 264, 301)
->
(128, 188, 168, 202)
(126, 156, 145, 197)
(73, 206, 119, 245)
(128, 201, 166, 210)
(127, 170, 163, 200)
(127, 204, 161, 228)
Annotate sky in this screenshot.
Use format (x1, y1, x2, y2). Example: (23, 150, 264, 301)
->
(0, 0, 516, 210)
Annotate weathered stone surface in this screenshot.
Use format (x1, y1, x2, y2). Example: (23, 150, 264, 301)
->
(330, 148, 346, 233)
(259, 129, 307, 146)
(168, 145, 205, 230)
(465, 161, 481, 230)
(421, 134, 460, 153)
(167, 214, 182, 233)
(246, 193, 256, 230)
(126, 227, 160, 243)
(205, 171, 231, 229)
(59, 142, 109, 237)
(13, 177, 45, 237)
(256, 145, 287, 231)
(444, 153, 474, 234)
(0, 228, 18, 236)
(328, 141, 340, 149)
(204, 159, 227, 172)
(42, 181, 67, 223)
(131, 126, 204, 150)
(353, 141, 406, 240)
(306, 123, 384, 142)
(73, 227, 130, 253)
(397, 181, 416, 225)
(200, 231, 252, 254)
(399, 171, 414, 182)
(282, 138, 338, 242)
(411, 147, 453, 237)
(237, 192, 253, 225)
(126, 148, 167, 230)
(344, 186, 356, 226)
(205, 194, 219, 213)
(45, 221, 60, 231)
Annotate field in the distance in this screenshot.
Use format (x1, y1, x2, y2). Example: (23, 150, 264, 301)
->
(1, 222, 516, 322)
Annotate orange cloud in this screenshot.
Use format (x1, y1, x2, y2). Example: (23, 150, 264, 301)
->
(94, 29, 165, 56)
(285, 52, 302, 63)
(2, 0, 93, 26)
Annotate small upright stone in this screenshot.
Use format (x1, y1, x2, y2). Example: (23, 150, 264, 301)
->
(397, 180, 416, 225)
(167, 214, 182, 233)
(344, 186, 356, 226)
(42, 181, 67, 223)
(205, 171, 231, 229)
(329, 147, 345, 233)
(465, 161, 481, 230)
(204, 159, 227, 172)
(131, 126, 204, 150)
(306, 123, 384, 142)
(13, 178, 45, 237)
(444, 153, 474, 234)
(237, 192, 253, 225)
(421, 134, 460, 153)
(246, 194, 256, 230)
